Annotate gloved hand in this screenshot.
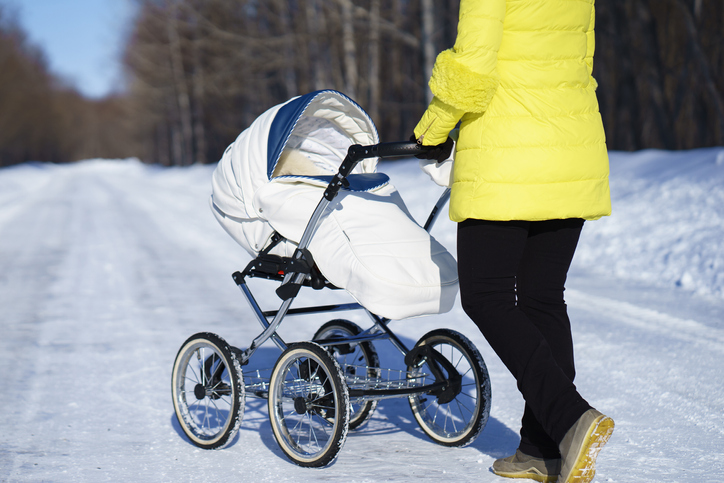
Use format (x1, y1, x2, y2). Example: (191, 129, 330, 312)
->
(409, 134, 454, 163)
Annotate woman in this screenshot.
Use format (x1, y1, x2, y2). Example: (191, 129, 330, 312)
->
(413, 1, 614, 482)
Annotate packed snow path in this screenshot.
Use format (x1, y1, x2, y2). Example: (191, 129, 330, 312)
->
(1, 154, 722, 482)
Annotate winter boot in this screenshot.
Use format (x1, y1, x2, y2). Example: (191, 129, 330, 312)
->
(558, 409, 614, 483)
(492, 449, 561, 482)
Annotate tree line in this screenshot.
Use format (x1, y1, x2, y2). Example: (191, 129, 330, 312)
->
(595, 0, 724, 150)
(0, 7, 134, 167)
(1, 0, 723, 167)
(121, 0, 460, 166)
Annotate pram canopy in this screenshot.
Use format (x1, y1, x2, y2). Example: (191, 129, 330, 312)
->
(211, 90, 458, 319)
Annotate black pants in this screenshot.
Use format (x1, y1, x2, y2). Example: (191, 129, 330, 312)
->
(457, 218, 591, 459)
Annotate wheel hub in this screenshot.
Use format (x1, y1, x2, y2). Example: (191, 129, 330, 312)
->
(194, 383, 206, 400)
(294, 396, 309, 414)
(437, 374, 462, 405)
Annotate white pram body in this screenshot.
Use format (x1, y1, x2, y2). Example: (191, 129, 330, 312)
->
(210, 90, 457, 320)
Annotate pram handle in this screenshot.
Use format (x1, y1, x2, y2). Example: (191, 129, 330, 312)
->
(323, 142, 432, 202)
(368, 141, 435, 159)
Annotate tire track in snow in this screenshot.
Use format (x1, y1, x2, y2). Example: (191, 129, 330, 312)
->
(0, 164, 57, 230)
(566, 289, 724, 354)
(567, 287, 724, 443)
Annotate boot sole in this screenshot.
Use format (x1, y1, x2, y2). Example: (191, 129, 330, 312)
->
(492, 468, 558, 483)
(563, 415, 614, 483)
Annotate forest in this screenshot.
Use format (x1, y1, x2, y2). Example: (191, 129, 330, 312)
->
(1, 0, 723, 167)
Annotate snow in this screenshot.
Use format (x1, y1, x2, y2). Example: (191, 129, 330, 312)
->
(1, 149, 723, 482)
(575, 148, 724, 300)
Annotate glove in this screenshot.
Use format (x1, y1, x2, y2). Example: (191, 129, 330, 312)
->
(409, 135, 454, 163)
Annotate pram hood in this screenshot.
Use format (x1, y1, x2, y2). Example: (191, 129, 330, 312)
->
(212, 90, 381, 225)
(211, 90, 459, 319)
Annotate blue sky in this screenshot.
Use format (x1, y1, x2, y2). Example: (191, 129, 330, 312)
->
(0, 0, 138, 99)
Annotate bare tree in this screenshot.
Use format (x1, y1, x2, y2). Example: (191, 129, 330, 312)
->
(166, 1, 194, 165)
(191, 25, 207, 164)
(305, 0, 328, 90)
(667, 0, 724, 135)
(368, 0, 381, 122)
(420, 0, 435, 104)
(338, 0, 358, 99)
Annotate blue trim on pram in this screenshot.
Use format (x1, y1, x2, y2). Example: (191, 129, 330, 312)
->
(267, 91, 318, 179)
(275, 173, 390, 192)
(266, 90, 378, 179)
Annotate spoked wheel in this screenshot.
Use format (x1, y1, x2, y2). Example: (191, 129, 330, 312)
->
(171, 332, 245, 449)
(268, 342, 350, 467)
(313, 319, 380, 429)
(407, 329, 491, 447)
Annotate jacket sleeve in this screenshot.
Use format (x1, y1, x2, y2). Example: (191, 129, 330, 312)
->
(414, 0, 506, 145)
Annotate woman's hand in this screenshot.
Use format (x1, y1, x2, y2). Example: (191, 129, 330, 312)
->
(409, 135, 454, 163)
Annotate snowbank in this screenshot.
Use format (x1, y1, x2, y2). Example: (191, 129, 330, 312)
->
(573, 147, 724, 300)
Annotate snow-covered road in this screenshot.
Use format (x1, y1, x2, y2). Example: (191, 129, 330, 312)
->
(1, 154, 722, 482)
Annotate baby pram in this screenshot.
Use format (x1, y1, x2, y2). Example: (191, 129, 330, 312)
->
(171, 90, 492, 467)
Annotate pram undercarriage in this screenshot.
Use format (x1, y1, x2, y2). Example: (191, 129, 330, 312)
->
(171, 140, 492, 467)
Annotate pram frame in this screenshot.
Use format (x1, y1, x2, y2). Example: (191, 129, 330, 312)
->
(171, 141, 491, 467)
(233, 142, 448, 366)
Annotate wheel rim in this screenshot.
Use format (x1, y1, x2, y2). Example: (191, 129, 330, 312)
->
(269, 346, 347, 464)
(409, 337, 483, 443)
(173, 341, 236, 444)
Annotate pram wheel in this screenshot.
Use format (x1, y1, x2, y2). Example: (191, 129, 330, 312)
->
(407, 329, 491, 447)
(268, 342, 350, 467)
(313, 319, 380, 429)
(171, 332, 245, 449)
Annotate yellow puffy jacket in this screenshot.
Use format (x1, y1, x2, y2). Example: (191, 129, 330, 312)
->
(414, 0, 611, 222)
